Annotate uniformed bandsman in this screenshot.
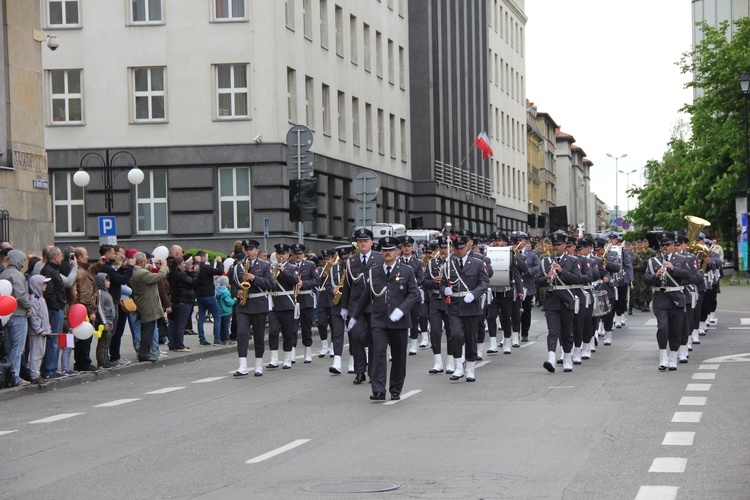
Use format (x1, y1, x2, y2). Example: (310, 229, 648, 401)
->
(399, 235, 425, 355)
(516, 232, 541, 342)
(609, 232, 634, 329)
(422, 236, 452, 373)
(572, 237, 594, 365)
(486, 231, 525, 355)
(439, 235, 490, 382)
(349, 236, 420, 401)
(267, 243, 300, 369)
(230, 239, 274, 377)
(289, 243, 321, 364)
(675, 231, 704, 363)
(536, 232, 582, 373)
(327, 245, 353, 374)
(316, 249, 336, 358)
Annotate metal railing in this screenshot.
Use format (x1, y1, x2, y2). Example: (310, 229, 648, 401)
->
(434, 161, 491, 196)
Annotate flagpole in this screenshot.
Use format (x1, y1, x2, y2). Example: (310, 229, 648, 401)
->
(460, 143, 476, 166)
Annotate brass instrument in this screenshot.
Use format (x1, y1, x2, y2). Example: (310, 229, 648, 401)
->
(602, 243, 611, 267)
(685, 215, 711, 272)
(239, 258, 251, 306)
(273, 261, 284, 280)
(332, 261, 346, 305)
(512, 239, 524, 257)
(318, 254, 339, 291)
(537, 237, 553, 258)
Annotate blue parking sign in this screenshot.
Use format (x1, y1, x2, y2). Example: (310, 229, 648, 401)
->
(98, 216, 116, 236)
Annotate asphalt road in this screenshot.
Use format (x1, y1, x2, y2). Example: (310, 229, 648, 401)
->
(1, 286, 749, 500)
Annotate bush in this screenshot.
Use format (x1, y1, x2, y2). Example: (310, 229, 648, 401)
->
(183, 248, 227, 262)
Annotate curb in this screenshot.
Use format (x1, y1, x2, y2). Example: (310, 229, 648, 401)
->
(0, 344, 235, 403)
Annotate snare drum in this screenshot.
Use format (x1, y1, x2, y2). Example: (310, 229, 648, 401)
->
(592, 290, 611, 317)
(485, 246, 512, 287)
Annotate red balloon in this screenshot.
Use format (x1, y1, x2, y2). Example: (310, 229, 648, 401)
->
(0, 295, 17, 316)
(68, 303, 87, 329)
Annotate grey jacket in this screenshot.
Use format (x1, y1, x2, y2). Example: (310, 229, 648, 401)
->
(28, 274, 51, 335)
(95, 272, 117, 329)
(0, 250, 32, 316)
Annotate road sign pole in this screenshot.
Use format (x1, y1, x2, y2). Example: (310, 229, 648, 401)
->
(295, 129, 304, 244)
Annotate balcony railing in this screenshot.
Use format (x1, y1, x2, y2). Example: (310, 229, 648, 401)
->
(434, 161, 491, 196)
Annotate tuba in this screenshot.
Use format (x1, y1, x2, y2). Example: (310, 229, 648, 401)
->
(239, 258, 251, 306)
(685, 215, 710, 272)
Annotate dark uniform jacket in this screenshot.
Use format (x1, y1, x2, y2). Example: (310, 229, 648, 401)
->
(271, 262, 300, 312)
(341, 251, 384, 314)
(536, 254, 583, 311)
(643, 253, 693, 309)
(423, 255, 448, 312)
(230, 255, 274, 314)
(439, 254, 490, 317)
(353, 262, 420, 329)
(292, 260, 320, 309)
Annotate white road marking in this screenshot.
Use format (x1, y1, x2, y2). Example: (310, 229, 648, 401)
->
(635, 486, 678, 500)
(649, 457, 687, 473)
(698, 364, 720, 370)
(475, 360, 491, 369)
(645, 319, 658, 326)
(703, 353, 750, 363)
(246, 439, 310, 464)
(0, 430, 18, 437)
(519, 341, 537, 348)
(94, 399, 141, 407)
(29, 413, 84, 424)
(627, 327, 657, 330)
(383, 389, 421, 406)
(192, 377, 227, 383)
(144, 387, 185, 395)
(679, 397, 707, 406)
(728, 327, 750, 330)
(547, 386, 574, 389)
(662, 432, 695, 446)
(691, 373, 715, 380)
(685, 384, 711, 392)
(741, 318, 750, 325)
(672, 412, 702, 423)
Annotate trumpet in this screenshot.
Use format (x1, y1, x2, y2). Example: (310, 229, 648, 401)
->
(318, 254, 339, 291)
(273, 261, 285, 280)
(239, 259, 251, 306)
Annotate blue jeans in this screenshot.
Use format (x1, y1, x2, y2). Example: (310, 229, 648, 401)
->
(217, 314, 232, 342)
(43, 309, 64, 376)
(197, 296, 221, 343)
(129, 312, 142, 352)
(5, 316, 28, 384)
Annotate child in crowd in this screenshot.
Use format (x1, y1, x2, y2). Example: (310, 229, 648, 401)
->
(215, 275, 236, 345)
(28, 275, 51, 385)
(95, 273, 117, 369)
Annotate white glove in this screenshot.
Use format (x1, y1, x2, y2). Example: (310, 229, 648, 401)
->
(347, 317, 357, 330)
(389, 308, 404, 322)
(463, 293, 475, 304)
(444, 287, 453, 297)
(340, 308, 348, 320)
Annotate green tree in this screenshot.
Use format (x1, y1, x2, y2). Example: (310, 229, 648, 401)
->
(628, 18, 750, 244)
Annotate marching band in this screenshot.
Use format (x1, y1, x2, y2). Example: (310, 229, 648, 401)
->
(225, 219, 725, 399)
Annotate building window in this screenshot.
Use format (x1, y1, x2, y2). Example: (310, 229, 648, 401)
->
(365, 103, 373, 150)
(377, 108, 384, 154)
(213, 0, 246, 21)
(137, 170, 168, 234)
(52, 172, 84, 236)
(215, 64, 248, 119)
(285, 0, 295, 29)
(49, 69, 83, 124)
(303, 0, 313, 40)
(400, 118, 406, 161)
(305, 76, 315, 129)
(47, 0, 80, 27)
(132, 67, 166, 122)
(351, 96, 360, 146)
(389, 113, 396, 158)
(335, 5, 344, 57)
(350, 15, 358, 65)
(319, 0, 328, 48)
(363, 24, 371, 72)
(219, 167, 251, 231)
(287, 67, 297, 123)
(337, 90, 346, 141)
(375, 31, 383, 78)
(387, 39, 394, 85)
(398, 46, 405, 89)
(322, 83, 331, 135)
(131, 0, 162, 24)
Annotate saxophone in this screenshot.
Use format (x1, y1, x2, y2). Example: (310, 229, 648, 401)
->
(332, 263, 346, 305)
(239, 258, 251, 306)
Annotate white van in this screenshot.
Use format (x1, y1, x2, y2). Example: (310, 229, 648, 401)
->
(406, 229, 441, 243)
(352, 223, 407, 240)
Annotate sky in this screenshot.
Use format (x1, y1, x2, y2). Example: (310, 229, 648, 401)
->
(524, 0, 694, 218)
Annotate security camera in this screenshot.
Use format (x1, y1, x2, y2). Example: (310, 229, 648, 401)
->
(253, 134, 262, 143)
(47, 35, 59, 51)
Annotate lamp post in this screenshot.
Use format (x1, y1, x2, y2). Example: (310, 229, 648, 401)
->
(606, 153, 627, 227)
(739, 74, 750, 272)
(73, 150, 144, 214)
(618, 168, 637, 213)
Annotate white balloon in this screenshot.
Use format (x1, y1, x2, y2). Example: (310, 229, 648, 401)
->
(0, 313, 11, 325)
(152, 245, 169, 262)
(223, 258, 235, 274)
(0, 279, 11, 296)
(72, 322, 94, 340)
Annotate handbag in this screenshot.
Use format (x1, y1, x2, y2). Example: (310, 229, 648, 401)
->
(120, 297, 137, 313)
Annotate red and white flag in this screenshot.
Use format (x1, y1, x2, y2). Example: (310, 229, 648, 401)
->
(58, 333, 75, 348)
(474, 131, 494, 159)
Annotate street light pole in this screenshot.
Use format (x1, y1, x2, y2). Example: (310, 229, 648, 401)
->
(606, 153, 627, 227)
(73, 149, 144, 214)
(618, 168, 637, 213)
(739, 74, 750, 272)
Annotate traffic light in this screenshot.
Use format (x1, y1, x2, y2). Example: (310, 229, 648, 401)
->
(289, 178, 318, 222)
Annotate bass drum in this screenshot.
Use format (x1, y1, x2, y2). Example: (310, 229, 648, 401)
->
(592, 290, 611, 317)
(485, 246, 512, 287)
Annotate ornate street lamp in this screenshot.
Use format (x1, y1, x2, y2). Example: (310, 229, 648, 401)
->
(72, 150, 144, 215)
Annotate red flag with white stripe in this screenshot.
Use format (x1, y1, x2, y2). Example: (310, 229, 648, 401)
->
(58, 333, 75, 348)
(474, 131, 494, 159)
